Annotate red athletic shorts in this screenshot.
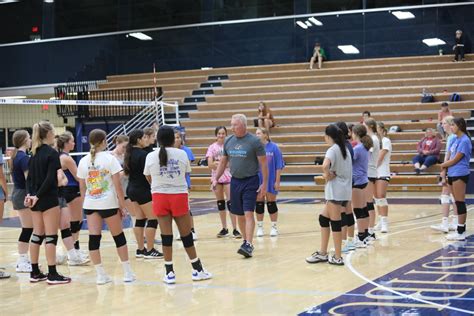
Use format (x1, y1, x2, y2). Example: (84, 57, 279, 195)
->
(152, 193, 189, 217)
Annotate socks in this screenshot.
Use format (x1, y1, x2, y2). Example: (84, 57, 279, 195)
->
(122, 261, 133, 274)
(190, 257, 203, 272)
(165, 261, 174, 274)
(48, 265, 57, 275)
(74, 240, 80, 250)
(368, 227, 374, 235)
(457, 224, 466, 235)
(32, 263, 40, 274)
(95, 263, 106, 276)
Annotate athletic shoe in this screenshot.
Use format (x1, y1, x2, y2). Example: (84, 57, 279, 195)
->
(237, 242, 254, 258)
(79, 249, 89, 258)
(30, 271, 48, 283)
(232, 229, 242, 239)
(163, 271, 176, 284)
(123, 271, 136, 283)
(0, 270, 11, 279)
(16, 257, 32, 273)
(347, 240, 356, 251)
(305, 251, 328, 264)
(270, 227, 278, 237)
(353, 239, 367, 249)
(366, 233, 376, 243)
(47, 273, 71, 285)
(135, 248, 146, 258)
(191, 269, 213, 281)
(430, 223, 449, 233)
(328, 255, 344, 266)
(374, 222, 381, 231)
(380, 222, 389, 233)
(217, 228, 229, 238)
(96, 273, 112, 285)
(446, 232, 466, 241)
(68, 255, 90, 266)
(56, 252, 68, 265)
(342, 242, 351, 254)
(256, 226, 264, 237)
(449, 223, 457, 231)
(144, 248, 164, 259)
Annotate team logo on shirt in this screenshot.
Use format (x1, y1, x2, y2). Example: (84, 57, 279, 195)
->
(87, 165, 110, 199)
(160, 158, 181, 178)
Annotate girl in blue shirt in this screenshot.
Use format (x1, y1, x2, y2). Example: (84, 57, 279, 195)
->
(255, 128, 285, 237)
(441, 117, 472, 241)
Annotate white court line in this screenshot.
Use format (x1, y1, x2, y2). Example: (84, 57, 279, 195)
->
(345, 208, 474, 315)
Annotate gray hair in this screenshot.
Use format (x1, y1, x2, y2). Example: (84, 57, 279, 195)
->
(232, 114, 247, 127)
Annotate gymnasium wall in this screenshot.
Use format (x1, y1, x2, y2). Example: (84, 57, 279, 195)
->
(0, 4, 473, 87)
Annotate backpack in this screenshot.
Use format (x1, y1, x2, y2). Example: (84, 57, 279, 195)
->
(389, 125, 401, 133)
(449, 93, 461, 102)
(421, 94, 434, 103)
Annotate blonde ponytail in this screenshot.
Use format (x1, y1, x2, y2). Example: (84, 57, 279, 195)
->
(88, 129, 107, 166)
(31, 121, 54, 155)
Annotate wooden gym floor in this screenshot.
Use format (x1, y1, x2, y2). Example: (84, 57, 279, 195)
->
(1, 192, 474, 315)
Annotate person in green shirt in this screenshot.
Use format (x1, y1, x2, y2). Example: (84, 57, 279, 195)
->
(309, 43, 326, 70)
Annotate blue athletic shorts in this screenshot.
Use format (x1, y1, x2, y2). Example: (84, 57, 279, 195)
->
(230, 175, 259, 216)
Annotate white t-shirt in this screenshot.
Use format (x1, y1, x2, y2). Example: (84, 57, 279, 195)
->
(324, 144, 352, 201)
(77, 151, 123, 210)
(144, 147, 191, 194)
(377, 137, 392, 178)
(368, 134, 380, 178)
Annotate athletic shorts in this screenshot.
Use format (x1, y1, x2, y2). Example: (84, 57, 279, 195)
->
(59, 186, 80, 203)
(127, 186, 152, 205)
(31, 193, 59, 212)
(352, 182, 368, 190)
(0, 186, 5, 201)
(230, 175, 259, 216)
(368, 177, 377, 183)
(447, 175, 470, 186)
(328, 200, 349, 206)
(152, 193, 189, 217)
(84, 208, 118, 219)
(376, 177, 391, 182)
(11, 188, 27, 210)
(58, 196, 68, 209)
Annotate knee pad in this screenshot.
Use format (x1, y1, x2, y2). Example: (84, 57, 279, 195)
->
(363, 206, 370, 218)
(113, 232, 127, 248)
(440, 194, 451, 205)
(267, 202, 278, 214)
(60, 228, 72, 240)
(45, 234, 58, 245)
(330, 220, 342, 232)
(146, 219, 158, 229)
(340, 213, 347, 227)
(217, 200, 226, 211)
(161, 234, 173, 247)
(89, 234, 102, 251)
(354, 208, 366, 219)
(455, 201, 467, 215)
(31, 234, 45, 245)
(135, 218, 147, 228)
(181, 233, 194, 248)
(255, 201, 265, 214)
(346, 213, 355, 227)
(70, 221, 81, 234)
(319, 214, 330, 228)
(377, 198, 388, 207)
(19, 227, 33, 243)
(367, 202, 375, 211)
(226, 200, 232, 211)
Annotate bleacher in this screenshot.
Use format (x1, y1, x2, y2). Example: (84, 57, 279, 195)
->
(96, 54, 473, 192)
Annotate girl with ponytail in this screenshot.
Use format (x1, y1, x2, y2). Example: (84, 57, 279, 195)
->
(306, 124, 352, 266)
(374, 122, 392, 233)
(26, 121, 71, 284)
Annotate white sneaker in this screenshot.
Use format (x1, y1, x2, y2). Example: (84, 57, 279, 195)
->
(68, 254, 90, 266)
(192, 269, 212, 281)
(353, 239, 367, 249)
(430, 223, 449, 233)
(256, 226, 264, 237)
(163, 271, 176, 284)
(381, 222, 388, 233)
(96, 273, 112, 285)
(56, 252, 68, 265)
(78, 249, 89, 258)
(16, 257, 32, 273)
(123, 271, 136, 283)
(270, 227, 278, 237)
(341, 242, 351, 254)
(446, 232, 466, 241)
(449, 223, 457, 231)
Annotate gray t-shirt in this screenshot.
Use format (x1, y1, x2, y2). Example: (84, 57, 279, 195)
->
(223, 133, 266, 179)
(324, 144, 352, 201)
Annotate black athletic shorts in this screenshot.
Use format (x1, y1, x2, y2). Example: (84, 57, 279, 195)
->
(31, 193, 59, 212)
(447, 175, 470, 186)
(59, 186, 81, 203)
(84, 208, 118, 219)
(352, 182, 368, 189)
(376, 177, 391, 182)
(127, 186, 152, 205)
(327, 200, 348, 207)
(368, 177, 377, 184)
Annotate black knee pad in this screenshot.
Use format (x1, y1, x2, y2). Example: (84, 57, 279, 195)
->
(31, 234, 45, 245)
(113, 232, 127, 248)
(340, 213, 347, 227)
(45, 234, 58, 245)
(161, 234, 173, 247)
(319, 214, 330, 228)
(367, 202, 375, 212)
(255, 201, 265, 214)
(181, 233, 194, 248)
(354, 208, 365, 219)
(456, 201, 467, 215)
(89, 234, 102, 251)
(135, 218, 147, 228)
(217, 200, 226, 211)
(146, 219, 158, 229)
(346, 213, 355, 227)
(267, 202, 278, 214)
(19, 227, 33, 243)
(70, 221, 81, 234)
(330, 220, 342, 232)
(363, 206, 370, 218)
(226, 200, 232, 211)
(60, 228, 72, 240)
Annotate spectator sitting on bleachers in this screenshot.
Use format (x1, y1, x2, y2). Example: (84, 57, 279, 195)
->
(437, 102, 452, 139)
(309, 43, 326, 70)
(360, 111, 371, 123)
(257, 101, 275, 131)
(453, 30, 465, 62)
(412, 128, 441, 175)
